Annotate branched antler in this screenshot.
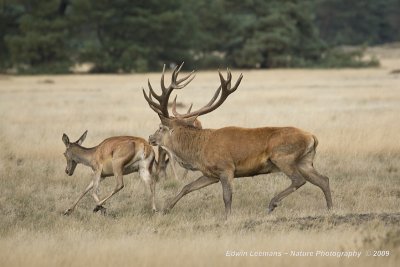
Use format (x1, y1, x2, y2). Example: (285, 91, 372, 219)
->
(172, 69, 243, 118)
(142, 62, 195, 117)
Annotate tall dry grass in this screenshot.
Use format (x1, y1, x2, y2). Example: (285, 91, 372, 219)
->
(0, 56, 399, 266)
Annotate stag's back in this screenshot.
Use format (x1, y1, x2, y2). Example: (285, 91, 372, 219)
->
(195, 126, 315, 177)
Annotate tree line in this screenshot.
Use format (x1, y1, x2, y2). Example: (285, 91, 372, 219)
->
(1, 0, 398, 73)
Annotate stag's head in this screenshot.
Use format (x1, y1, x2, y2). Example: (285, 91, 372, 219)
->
(62, 130, 87, 176)
(143, 62, 243, 146)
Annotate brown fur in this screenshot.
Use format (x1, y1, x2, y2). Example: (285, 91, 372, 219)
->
(151, 120, 332, 219)
(156, 118, 202, 180)
(144, 67, 332, 219)
(62, 131, 157, 215)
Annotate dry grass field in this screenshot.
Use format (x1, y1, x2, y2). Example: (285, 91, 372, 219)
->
(0, 50, 399, 266)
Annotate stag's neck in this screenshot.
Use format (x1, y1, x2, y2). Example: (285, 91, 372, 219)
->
(71, 145, 97, 169)
(168, 126, 211, 164)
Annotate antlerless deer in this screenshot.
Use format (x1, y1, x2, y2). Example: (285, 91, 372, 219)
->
(143, 63, 333, 219)
(62, 131, 157, 215)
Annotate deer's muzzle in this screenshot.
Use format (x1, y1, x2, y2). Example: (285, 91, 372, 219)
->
(148, 135, 157, 146)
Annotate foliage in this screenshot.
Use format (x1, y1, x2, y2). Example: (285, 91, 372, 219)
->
(69, 0, 195, 73)
(0, 1, 24, 69)
(315, 0, 400, 45)
(3, 0, 72, 73)
(1, 0, 398, 73)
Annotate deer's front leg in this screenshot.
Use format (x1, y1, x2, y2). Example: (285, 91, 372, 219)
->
(93, 163, 124, 213)
(63, 180, 94, 215)
(91, 171, 107, 214)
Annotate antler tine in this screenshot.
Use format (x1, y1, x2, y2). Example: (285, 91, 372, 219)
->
(231, 72, 243, 93)
(175, 61, 184, 76)
(226, 68, 232, 90)
(175, 71, 196, 89)
(204, 85, 222, 108)
(172, 98, 195, 118)
(171, 62, 196, 89)
(143, 62, 196, 118)
(187, 103, 193, 113)
(172, 70, 243, 118)
(142, 88, 163, 115)
(160, 64, 169, 93)
(171, 96, 180, 117)
(148, 79, 161, 101)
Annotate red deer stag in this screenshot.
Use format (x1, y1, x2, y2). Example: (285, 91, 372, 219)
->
(62, 131, 157, 215)
(143, 64, 202, 181)
(143, 65, 333, 219)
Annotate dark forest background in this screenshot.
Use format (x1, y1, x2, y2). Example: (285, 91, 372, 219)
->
(1, 0, 399, 73)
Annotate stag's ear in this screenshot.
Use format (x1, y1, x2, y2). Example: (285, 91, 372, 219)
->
(62, 133, 70, 146)
(76, 130, 88, 145)
(183, 115, 199, 127)
(159, 115, 172, 127)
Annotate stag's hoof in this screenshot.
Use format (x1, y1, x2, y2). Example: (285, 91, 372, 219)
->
(268, 202, 278, 214)
(93, 205, 106, 215)
(63, 208, 73, 216)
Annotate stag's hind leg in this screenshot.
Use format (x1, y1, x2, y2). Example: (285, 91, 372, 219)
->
(268, 159, 306, 213)
(298, 163, 333, 210)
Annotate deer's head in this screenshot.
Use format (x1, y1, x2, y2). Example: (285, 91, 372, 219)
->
(62, 130, 87, 176)
(143, 62, 242, 146)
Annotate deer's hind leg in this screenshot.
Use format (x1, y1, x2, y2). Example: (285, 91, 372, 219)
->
(64, 180, 94, 215)
(139, 158, 157, 212)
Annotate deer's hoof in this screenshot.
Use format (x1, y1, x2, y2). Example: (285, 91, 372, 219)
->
(63, 208, 73, 216)
(93, 205, 106, 215)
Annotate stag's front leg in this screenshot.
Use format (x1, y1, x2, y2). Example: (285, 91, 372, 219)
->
(169, 157, 180, 181)
(164, 175, 219, 213)
(157, 147, 168, 180)
(220, 173, 234, 220)
(63, 180, 94, 215)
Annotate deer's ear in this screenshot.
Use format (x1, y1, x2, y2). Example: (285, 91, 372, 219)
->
(76, 130, 88, 145)
(62, 134, 70, 146)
